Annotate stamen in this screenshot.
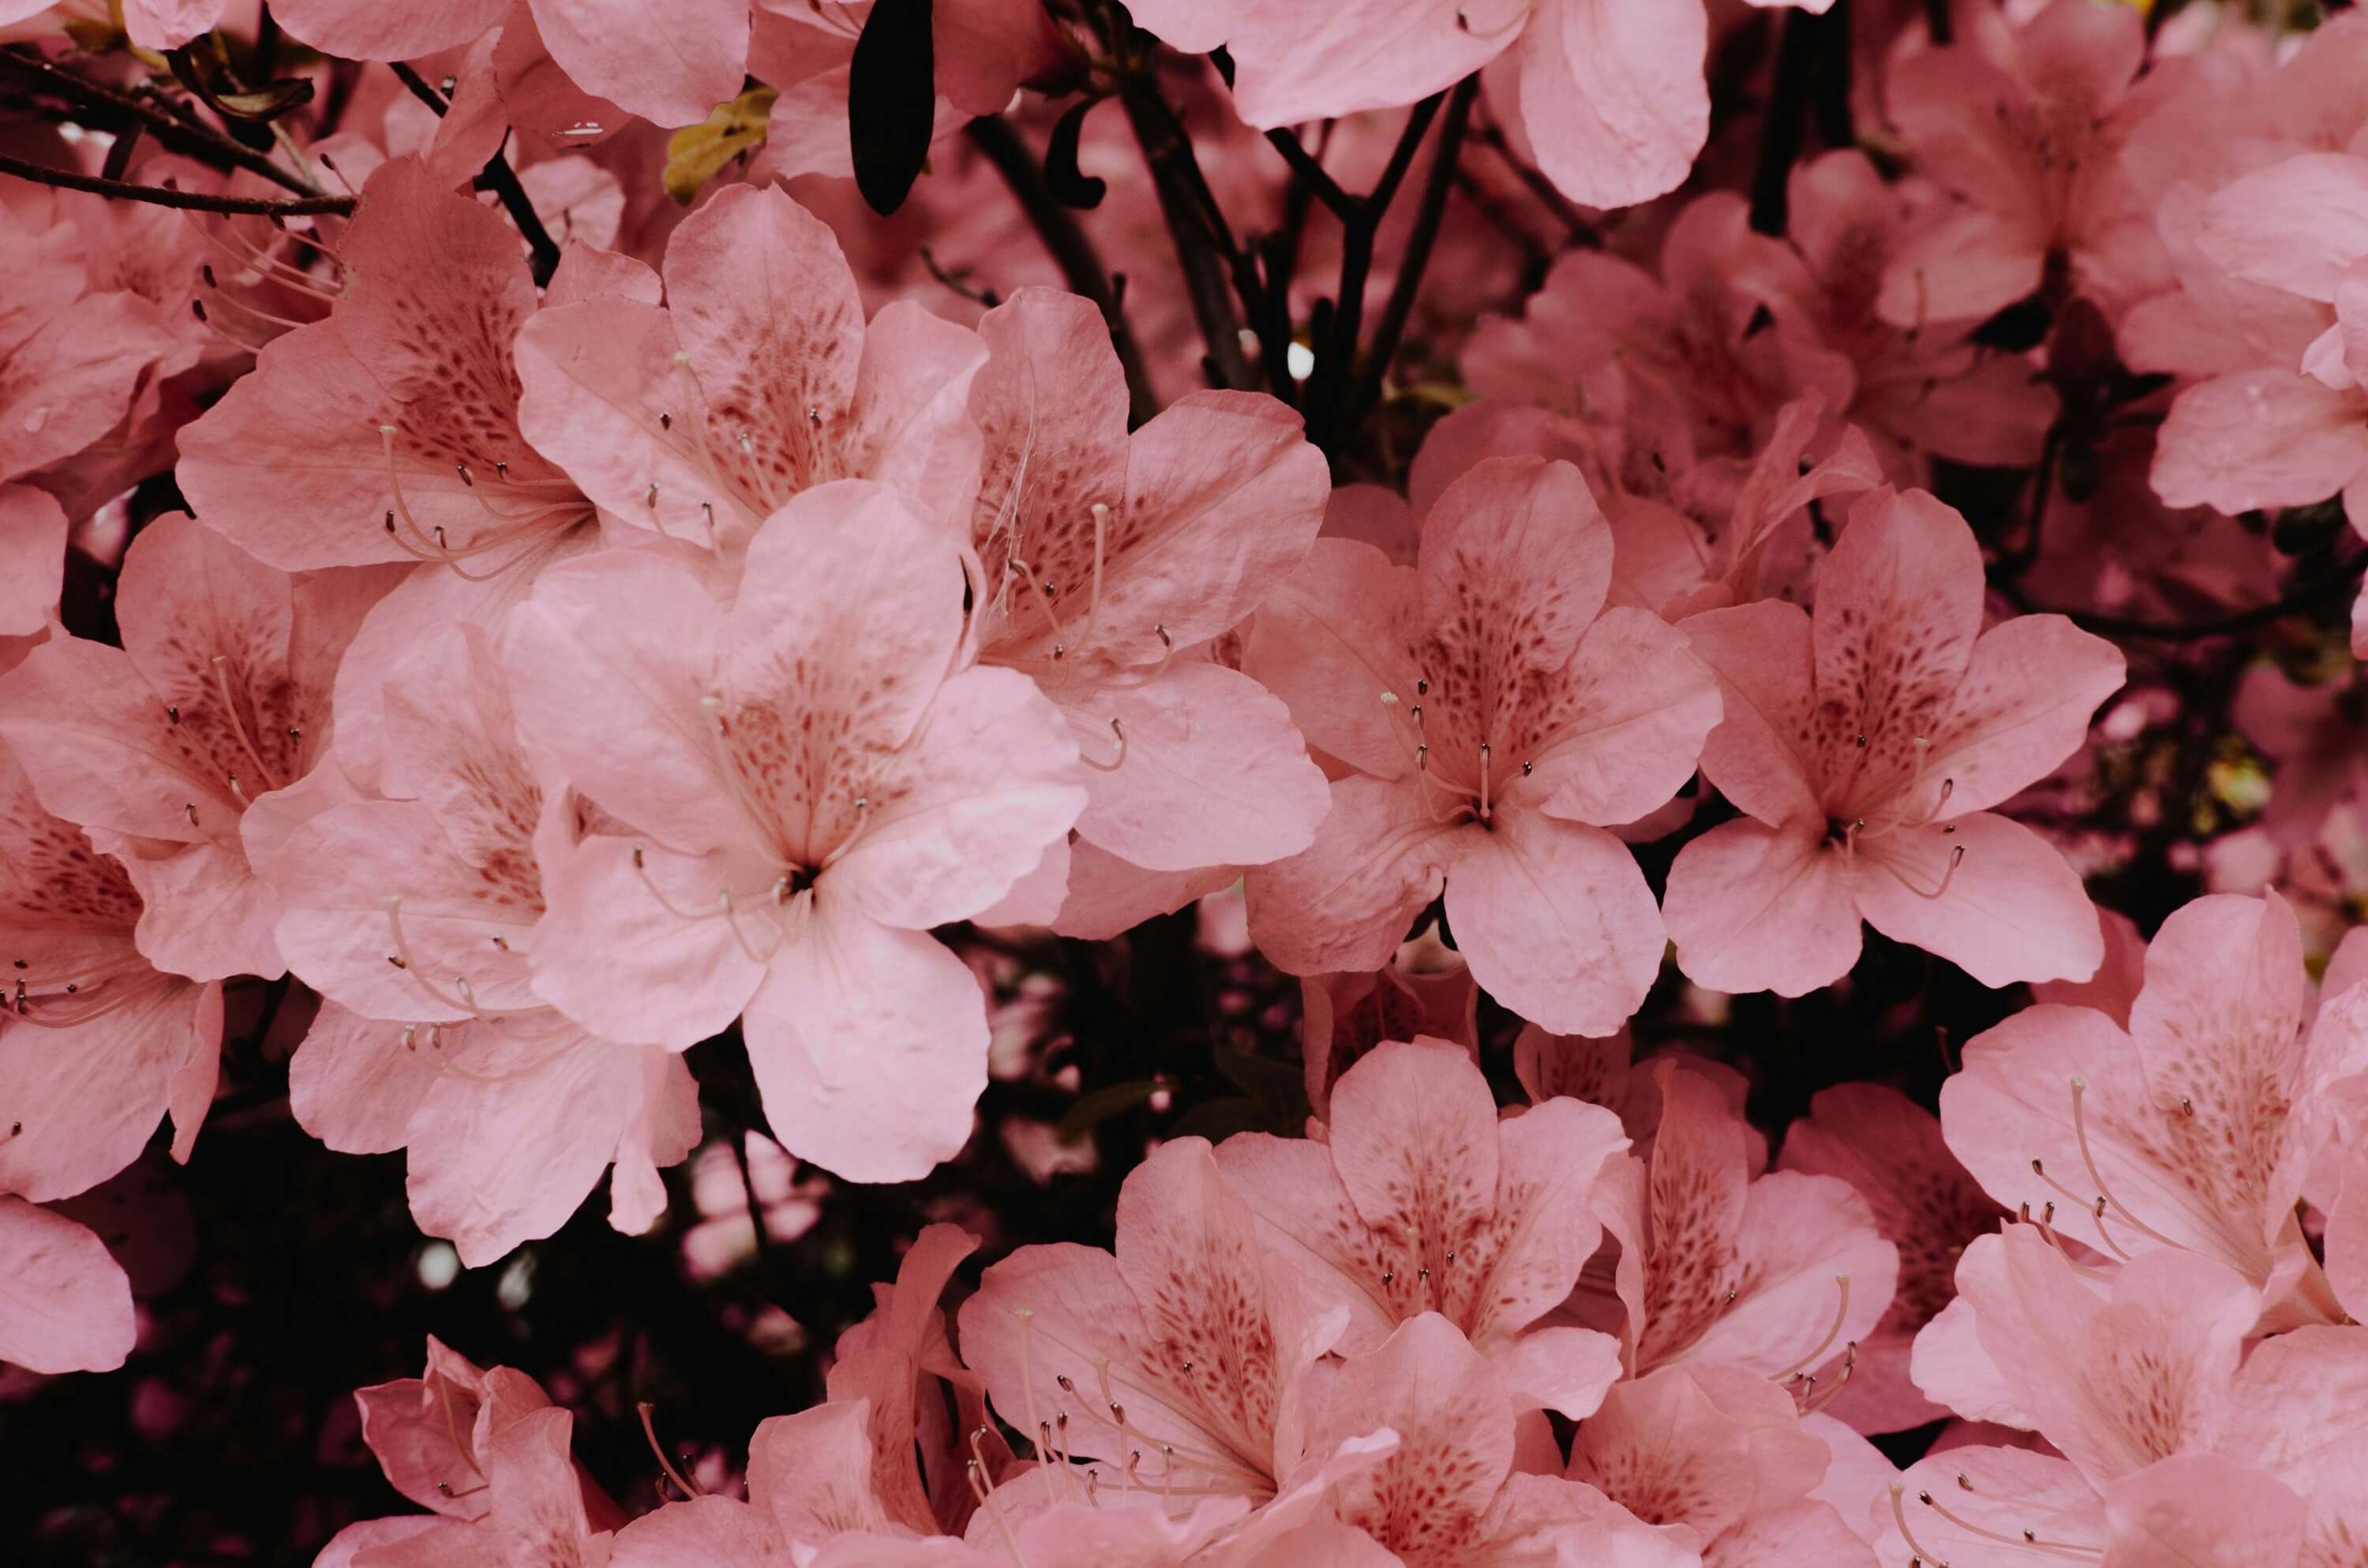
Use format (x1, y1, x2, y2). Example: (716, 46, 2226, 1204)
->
(2070, 1077, 2184, 1251)
(1478, 742, 1493, 821)
(969, 1461, 1032, 1568)
(1890, 1482, 1949, 1568)
(1919, 1487, 2103, 1559)
(635, 1404, 705, 1499)
(1771, 1275, 1852, 1383)
(381, 896, 487, 1018)
(210, 654, 284, 792)
(1008, 558, 1068, 649)
(1082, 718, 1127, 773)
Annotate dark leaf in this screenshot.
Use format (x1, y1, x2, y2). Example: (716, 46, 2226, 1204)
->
(1212, 1046, 1305, 1119)
(849, 0, 936, 215)
(1053, 1078, 1163, 1145)
(1045, 95, 1107, 209)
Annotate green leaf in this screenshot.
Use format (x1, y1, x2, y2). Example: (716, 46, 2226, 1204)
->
(663, 86, 779, 205)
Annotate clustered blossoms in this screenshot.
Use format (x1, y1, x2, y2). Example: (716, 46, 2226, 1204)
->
(5, 0, 2368, 1564)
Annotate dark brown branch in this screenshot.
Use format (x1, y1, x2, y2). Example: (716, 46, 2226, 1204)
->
(0, 152, 354, 214)
(0, 45, 317, 195)
(1263, 126, 1354, 219)
(1117, 79, 1255, 390)
(388, 61, 560, 287)
(964, 113, 1159, 425)
(1346, 75, 1478, 432)
(1474, 117, 1599, 249)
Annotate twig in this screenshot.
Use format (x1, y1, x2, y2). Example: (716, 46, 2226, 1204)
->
(0, 45, 318, 195)
(1117, 76, 1255, 390)
(1994, 423, 2060, 580)
(1302, 88, 1446, 447)
(1750, 8, 1822, 235)
(963, 113, 1158, 425)
(1262, 126, 1354, 219)
(0, 152, 354, 214)
(1346, 76, 1478, 431)
(1474, 117, 1598, 249)
(387, 61, 561, 287)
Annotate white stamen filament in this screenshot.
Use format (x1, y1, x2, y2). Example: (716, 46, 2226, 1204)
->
(210, 653, 285, 793)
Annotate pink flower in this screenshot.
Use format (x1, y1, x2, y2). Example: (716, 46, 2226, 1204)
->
(1301, 960, 1478, 1126)
(1663, 487, 2123, 996)
(510, 181, 987, 555)
(0, 1196, 136, 1374)
(1280, 1312, 1694, 1568)
(176, 158, 631, 575)
(1130, 0, 1830, 211)
(503, 484, 1085, 1182)
(959, 1135, 1344, 1505)
(1875, 0, 2164, 327)
(1579, 1061, 1897, 1383)
(1214, 1037, 1630, 1418)
(322, 1338, 625, 1566)
(1566, 1361, 1879, 1568)
(1245, 456, 1722, 1037)
(1941, 891, 2368, 1319)
(0, 512, 388, 983)
(964, 289, 1332, 887)
(1775, 1083, 2006, 1435)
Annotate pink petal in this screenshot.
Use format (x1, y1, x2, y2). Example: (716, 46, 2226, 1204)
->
(749, 1403, 893, 1542)
(2103, 1456, 2305, 1568)
(741, 906, 985, 1183)
(1527, 607, 1722, 829)
(2032, 909, 2146, 1027)
(1513, 0, 1708, 210)
(524, 0, 747, 128)
(0, 485, 65, 637)
(1243, 537, 1422, 783)
(2197, 152, 2368, 304)
(2213, 1324, 2368, 1492)
(1245, 776, 1458, 978)
(1568, 1362, 1824, 1546)
(1418, 458, 1612, 690)
(1444, 809, 1663, 1038)
(1048, 839, 1239, 941)
(1055, 662, 1328, 873)
(530, 836, 766, 1050)
(1872, 1446, 2102, 1568)
(287, 1002, 442, 1155)
(1924, 615, 2126, 816)
(0, 1197, 135, 1373)
(272, 0, 504, 60)
(1680, 1169, 1896, 1379)
(503, 549, 729, 855)
(1680, 600, 1823, 826)
(0, 974, 216, 1203)
(2152, 370, 2368, 518)
(1144, 0, 1504, 130)
(1849, 811, 2105, 988)
(606, 1495, 787, 1566)
(0, 291, 181, 485)
(1664, 816, 1864, 997)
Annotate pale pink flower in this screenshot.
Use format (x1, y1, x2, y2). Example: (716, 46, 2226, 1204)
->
(1576, 1061, 1896, 1384)
(0, 1195, 136, 1374)
(319, 1338, 625, 1566)
(1280, 1312, 1696, 1568)
(1245, 456, 1722, 1037)
(960, 1135, 1346, 1505)
(963, 288, 1332, 889)
(1300, 960, 1478, 1127)
(176, 158, 629, 575)
(1567, 1361, 1879, 1568)
(1941, 892, 2368, 1319)
(1663, 487, 2123, 996)
(1213, 1038, 1630, 1419)
(511, 181, 987, 554)
(1875, 0, 2165, 327)
(504, 485, 1085, 1182)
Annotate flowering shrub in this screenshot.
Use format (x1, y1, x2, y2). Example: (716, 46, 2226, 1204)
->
(4, 1, 2368, 1563)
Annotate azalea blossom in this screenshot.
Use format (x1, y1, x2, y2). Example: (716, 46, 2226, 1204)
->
(1246, 455, 1722, 1037)
(1663, 485, 2123, 995)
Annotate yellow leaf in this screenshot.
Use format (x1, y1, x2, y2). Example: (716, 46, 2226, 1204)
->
(664, 87, 779, 205)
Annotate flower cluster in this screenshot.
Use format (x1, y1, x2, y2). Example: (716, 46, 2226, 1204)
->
(3, 0, 2368, 1564)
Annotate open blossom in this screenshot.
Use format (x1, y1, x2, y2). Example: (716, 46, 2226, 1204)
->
(1663, 486, 2123, 996)
(256, 622, 698, 1265)
(1246, 455, 1722, 1037)
(503, 482, 1085, 1182)
(511, 181, 986, 554)
(1212, 1038, 1630, 1418)
(0, 512, 388, 982)
(0, 1194, 137, 1374)
(963, 288, 1332, 898)
(1941, 891, 2368, 1319)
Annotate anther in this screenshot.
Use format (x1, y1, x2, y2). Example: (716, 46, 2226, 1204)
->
(167, 705, 179, 724)
(455, 462, 474, 487)
(646, 484, 659, 507)
(660, 412, 673, 430)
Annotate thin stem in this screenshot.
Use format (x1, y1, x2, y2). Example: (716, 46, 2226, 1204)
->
(1262, 126, 1354, 219)
(0, 45, 319, 194)
(0, 152, 353, 214)
(1305, 88, 1446, 448)
(963, 113, 1158, 425)
(1474, 116, 1600, 249)
(1347, 75, 1478, 432)
(1116, 77, 1254, 390)
(1750, 7, 1822, 235)
(386, 62, 560, 287)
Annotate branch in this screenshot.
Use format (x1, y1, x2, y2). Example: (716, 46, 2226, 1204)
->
(1117, 78, 1256, 390)
(0, 45, 318, 195)
(2016, 548, 2368, 642)
(1262, 126, 1354, 219)
(963, 113, 1159, 425)
(388, 61, 561, 288)
(1345, 75, 1478, 431)
(1750, 7, 1821, 235)
(0, 152, 354, 214)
